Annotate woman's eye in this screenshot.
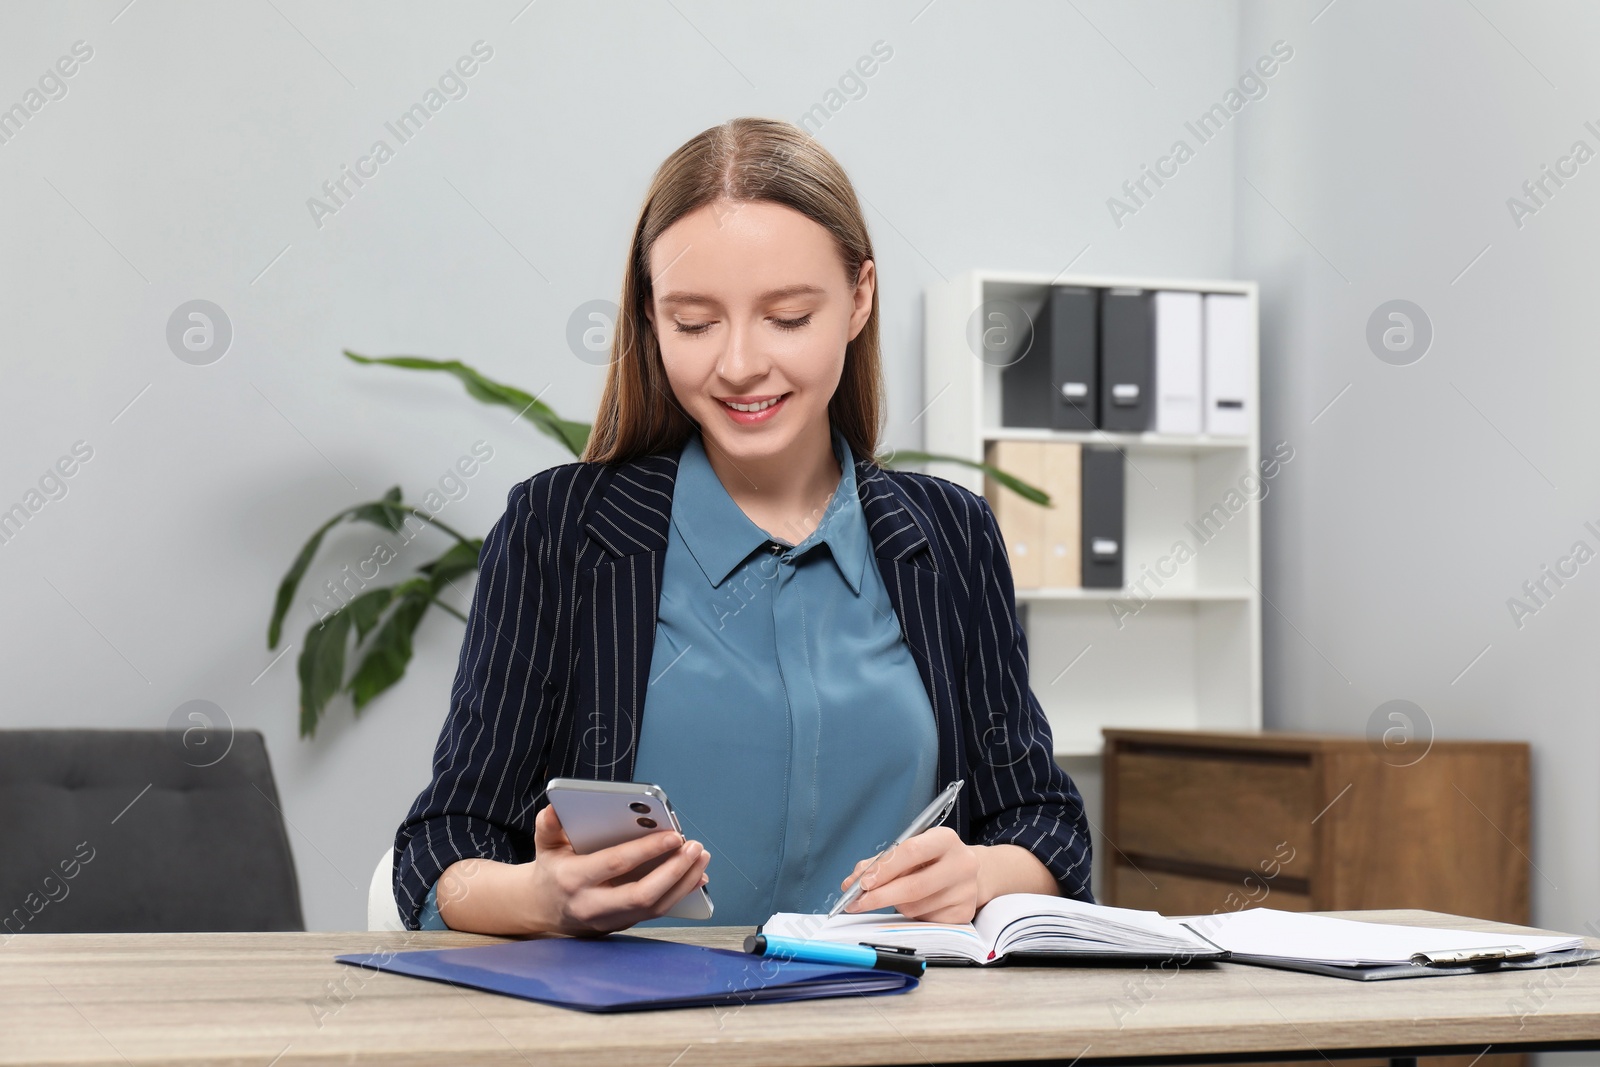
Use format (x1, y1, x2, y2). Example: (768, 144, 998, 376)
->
(673, 315, 810, 334)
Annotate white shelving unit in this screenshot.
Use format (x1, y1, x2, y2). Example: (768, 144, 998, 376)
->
(922, 270, 1263, 756)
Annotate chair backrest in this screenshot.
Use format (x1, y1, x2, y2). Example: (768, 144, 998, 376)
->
(0, 728, 304, 933)
(367, 848, 405, 931)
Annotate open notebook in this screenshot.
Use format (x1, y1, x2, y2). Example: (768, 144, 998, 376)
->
(765, 899, 1596, 979)
(763, 893, 1223, 965)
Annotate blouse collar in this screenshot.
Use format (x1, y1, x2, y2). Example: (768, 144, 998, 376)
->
(670, 426, 869, 595)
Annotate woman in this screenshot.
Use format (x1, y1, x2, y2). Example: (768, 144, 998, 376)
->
(393, 117, 1091, 935)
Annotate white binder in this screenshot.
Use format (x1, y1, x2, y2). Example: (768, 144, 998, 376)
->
(1154, 291, 1202, 435)
(1203, 293, 1252, 436)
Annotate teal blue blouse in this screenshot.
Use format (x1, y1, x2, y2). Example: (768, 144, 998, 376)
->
(418, 427, 938, 929)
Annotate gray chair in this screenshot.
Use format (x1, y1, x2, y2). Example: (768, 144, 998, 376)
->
(0, 729, 304, 933)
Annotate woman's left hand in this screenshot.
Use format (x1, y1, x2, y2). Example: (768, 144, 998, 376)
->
(840, 827, 982, 923)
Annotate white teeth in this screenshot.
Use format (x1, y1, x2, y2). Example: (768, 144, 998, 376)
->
(724, 397, 780, 412)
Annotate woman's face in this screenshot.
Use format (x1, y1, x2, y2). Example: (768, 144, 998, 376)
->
(644, 199, 874, 470)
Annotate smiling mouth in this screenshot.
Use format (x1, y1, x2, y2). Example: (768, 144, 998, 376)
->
(720, 396, 784, 412)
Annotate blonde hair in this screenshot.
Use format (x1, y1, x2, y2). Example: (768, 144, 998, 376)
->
(583, 118, 882, 466)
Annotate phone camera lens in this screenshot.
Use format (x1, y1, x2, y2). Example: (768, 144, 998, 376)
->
(636, 817, 658, 829)
(629, 802, 651, 814)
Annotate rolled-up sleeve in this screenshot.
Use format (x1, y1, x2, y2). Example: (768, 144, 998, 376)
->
(962, 494, 1094, 902)
(392, 478, 563, 930)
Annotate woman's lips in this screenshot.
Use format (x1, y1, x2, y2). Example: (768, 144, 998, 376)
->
(717, 393, 789, 425)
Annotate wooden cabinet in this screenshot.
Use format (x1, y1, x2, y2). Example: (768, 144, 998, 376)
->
(1103, 729, 1533, 1067)
(1103, 729, 1531, 923)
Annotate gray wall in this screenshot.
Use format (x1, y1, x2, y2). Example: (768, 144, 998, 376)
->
(1236, 0, 1598, 944)
(2, 0, 1587, 975)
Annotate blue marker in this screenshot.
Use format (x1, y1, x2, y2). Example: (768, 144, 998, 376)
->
(744, 933, 926, 977)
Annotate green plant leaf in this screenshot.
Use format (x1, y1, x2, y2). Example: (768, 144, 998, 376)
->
(346, 580, 434, 712)
(297, 609, 352, 738)
(343, 351, 592, 458)
(418, 538, 483, 592)
(268, 486, 405, 649)
(348, 495, 409, 535)
(878, 449, 1052, 506)
(346, 586, 396, 642)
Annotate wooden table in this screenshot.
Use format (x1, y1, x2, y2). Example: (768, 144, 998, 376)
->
(4, 911, 1598, 1066)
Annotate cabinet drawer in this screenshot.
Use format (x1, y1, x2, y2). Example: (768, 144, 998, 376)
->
(1111, 864, 1310, 916)
(1113, 750, 1316, 876)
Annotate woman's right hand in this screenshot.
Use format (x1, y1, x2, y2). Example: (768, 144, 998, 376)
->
(523, 803, 711, 935)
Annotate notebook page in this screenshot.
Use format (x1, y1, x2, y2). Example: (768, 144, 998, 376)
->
(1200, 909, 1583, 966)
(975, 893, 1217, 957)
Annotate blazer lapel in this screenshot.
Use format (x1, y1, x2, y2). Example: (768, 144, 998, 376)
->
(571, 453, 678, 781)
(567, 450, 968, 837)
(855, 461, 970, 837)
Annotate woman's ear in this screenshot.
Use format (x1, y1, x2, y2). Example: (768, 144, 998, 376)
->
(847, 258, 876, 342)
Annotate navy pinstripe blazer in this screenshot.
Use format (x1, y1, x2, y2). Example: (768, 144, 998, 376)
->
(393, 444, 1093, 929)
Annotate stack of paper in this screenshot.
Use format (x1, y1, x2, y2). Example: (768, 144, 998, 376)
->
(1197, 909, 1582, 966)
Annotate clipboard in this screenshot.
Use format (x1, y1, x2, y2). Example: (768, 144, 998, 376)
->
(1225, 947, 1600, 982)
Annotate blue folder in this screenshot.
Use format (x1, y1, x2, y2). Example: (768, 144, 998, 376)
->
(336, 934, 918, 1012)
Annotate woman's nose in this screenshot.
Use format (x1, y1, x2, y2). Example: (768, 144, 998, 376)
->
(717, 317, 771, 385)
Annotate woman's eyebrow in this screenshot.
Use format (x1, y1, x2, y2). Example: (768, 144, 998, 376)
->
(656, 283, 827, 308)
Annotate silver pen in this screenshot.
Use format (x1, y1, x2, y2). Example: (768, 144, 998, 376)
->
(827, 778, 965, 920)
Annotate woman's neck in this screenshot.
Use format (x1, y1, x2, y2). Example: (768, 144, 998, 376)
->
(702, 421, 842, 546)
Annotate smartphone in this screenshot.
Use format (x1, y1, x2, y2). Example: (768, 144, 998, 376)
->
(544, 778, 714, 921)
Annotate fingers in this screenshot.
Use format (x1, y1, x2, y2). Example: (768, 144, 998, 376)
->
(562, 839, 708, 930)
(575, 828, 685, 883)
(533, 804, 571, 852)
(623, 838, 710, 911)
(649, 847, 715, 918)
(849, 828, 954, 895)
(847, 829, 978, 917)
(897, 885, 977, 924)
(848, 862, 950, 914)
(856, 868, 976, 923)
(841, 855, 874, 892)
